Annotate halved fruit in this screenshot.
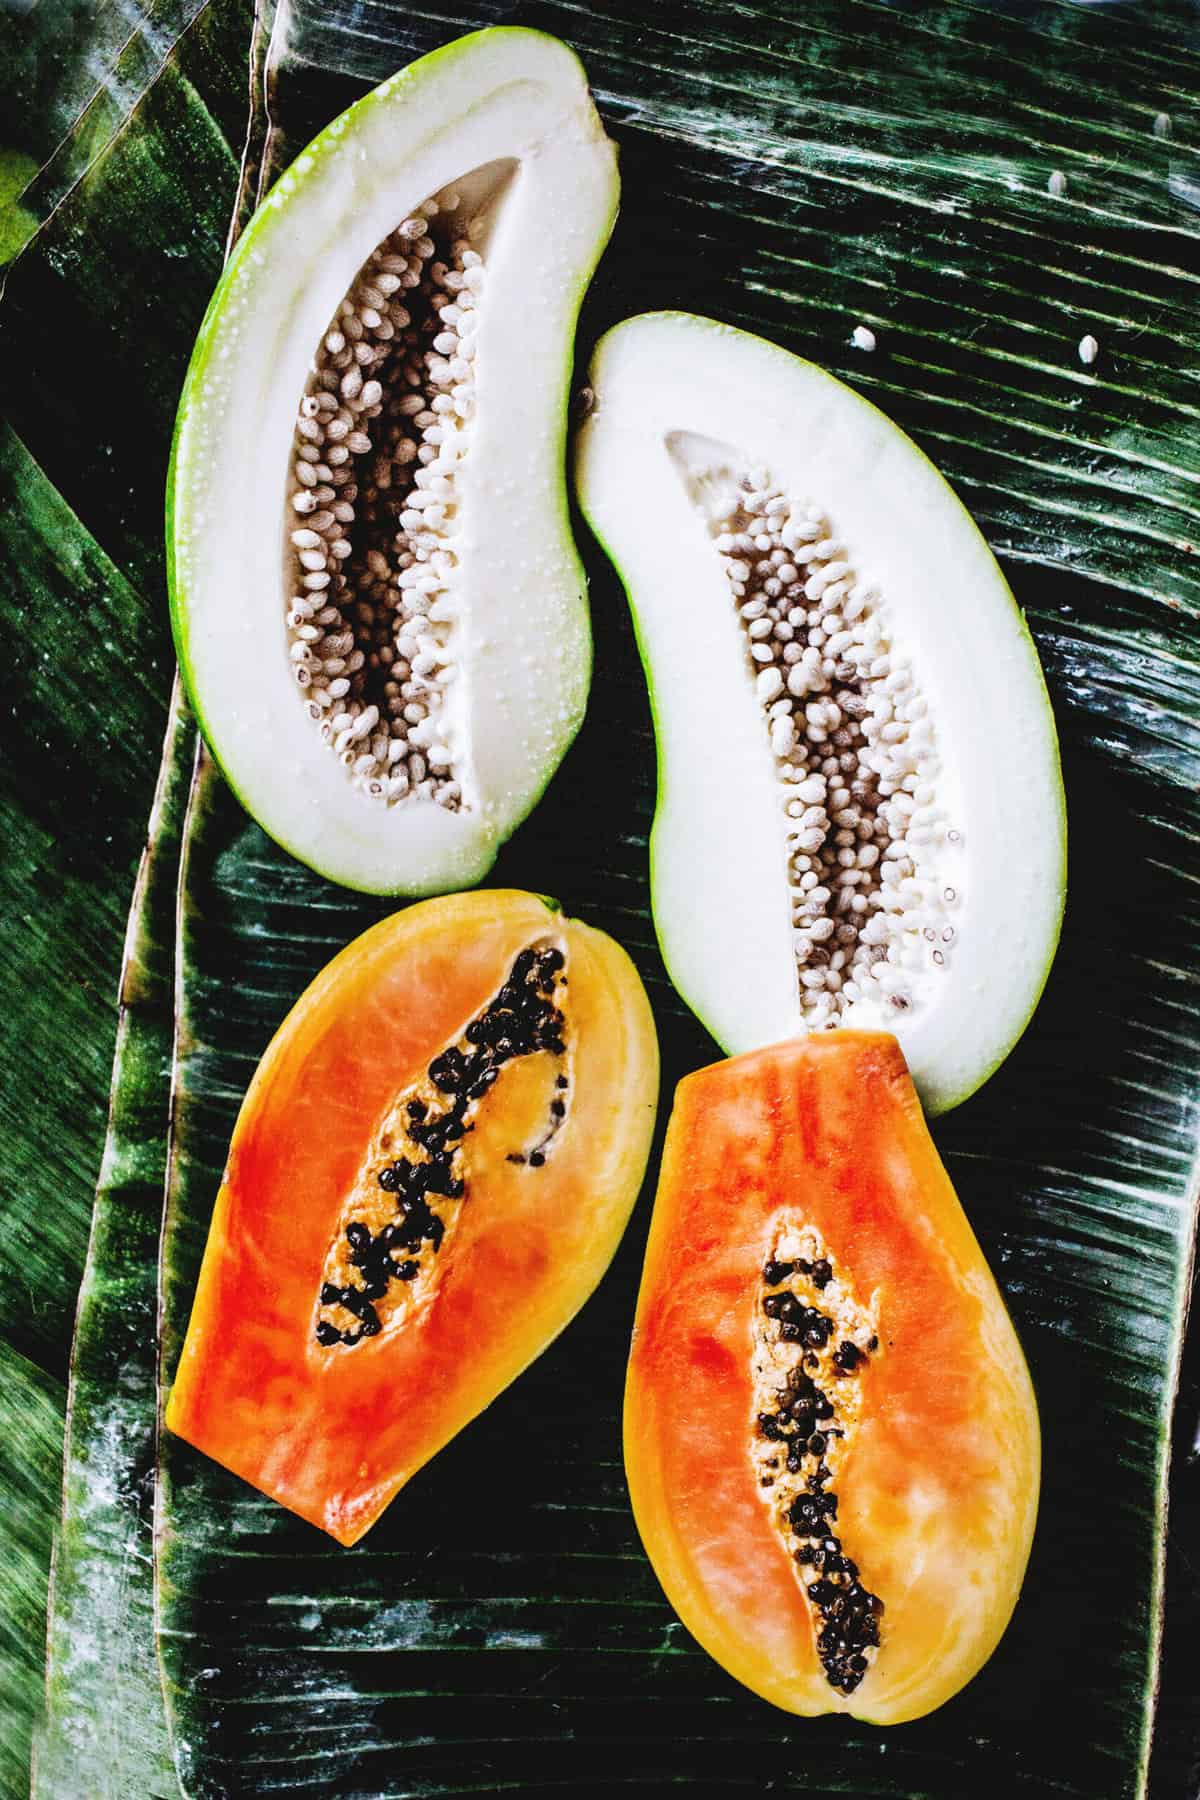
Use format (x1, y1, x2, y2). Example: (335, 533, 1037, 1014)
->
(165, 890, 658, 1545)
(168, 29, 619, 894)
(624, 1033, 1039, 1724)
(576, 312, 1066, 1113)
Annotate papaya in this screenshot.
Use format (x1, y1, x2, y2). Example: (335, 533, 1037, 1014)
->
(575, 312, 1066, 1116)
(624, 1031, 1039, 1724)
(169, 30, 619, 895)
(166, 890, 658, 1545)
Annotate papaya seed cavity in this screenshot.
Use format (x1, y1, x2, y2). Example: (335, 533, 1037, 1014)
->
(752, 1225, 883, 1695)
(286, 161, 518, 811)
(317, 940, 570, 1347)
(667, 433, 963, 1031)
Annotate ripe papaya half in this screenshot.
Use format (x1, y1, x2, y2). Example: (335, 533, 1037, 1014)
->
(166, 890, 658, 1545)
(624, 1032, 1039, 1724)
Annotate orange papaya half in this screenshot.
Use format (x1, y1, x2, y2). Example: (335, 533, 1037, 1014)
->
(166, 889, 658, 1545)
(624, 1031, 1039, 1725)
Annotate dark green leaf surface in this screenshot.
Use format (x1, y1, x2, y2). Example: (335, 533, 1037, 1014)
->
(0, 422, 166, 1375)
(0, 1344, 66, 1800)
(154, 5, 1200, 1798)
(1, 0, 252, 593)
(0, 417, 171, 1798)
(0, 0, 253, 242)
(0, 7, 250, 1790)
(0, 418, 208, 1800)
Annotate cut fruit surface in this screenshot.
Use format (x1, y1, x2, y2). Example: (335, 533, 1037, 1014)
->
(624, 1033, 1040, 1724)
(169, 29, 619, 894)
(576, 313, 1066, 1113)
(165, 890, 658, 1545)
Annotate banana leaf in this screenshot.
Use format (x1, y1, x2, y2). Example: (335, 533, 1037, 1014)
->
(0, 0, 253, 589)
(0, 420, 174, 1800)
(0, 0, 254, 242)
(0, 6, 252, 1790)
(32, 681, 193, 1800)
(0, 1344, 65, 1800)
(152, 3, 1200, 1798)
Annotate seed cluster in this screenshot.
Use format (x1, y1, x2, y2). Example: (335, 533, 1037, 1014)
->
(286, 187, 487, 808)
(752, 1232, 883, 1695)
(317, 945, 568, 1347)
(711, 472, 961, 1028)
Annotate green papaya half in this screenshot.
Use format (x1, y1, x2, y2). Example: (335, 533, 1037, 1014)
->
(576, 312, 1066, 1113)
(170, 29, 618, 894)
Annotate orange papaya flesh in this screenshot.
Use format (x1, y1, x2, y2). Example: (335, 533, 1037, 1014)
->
(166, 889, 658, 1545)
(624, 1031, 1039, 1725)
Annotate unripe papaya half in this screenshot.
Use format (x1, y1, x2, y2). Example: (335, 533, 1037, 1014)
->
(169, 30, 618, 894)
(576, 312, 1066, 1116)
(624, 1033, 1039, 1724)
(166, 891, 658, 1545)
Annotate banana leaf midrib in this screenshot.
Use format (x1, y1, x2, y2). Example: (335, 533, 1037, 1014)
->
(34, 682, 195, 1798)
